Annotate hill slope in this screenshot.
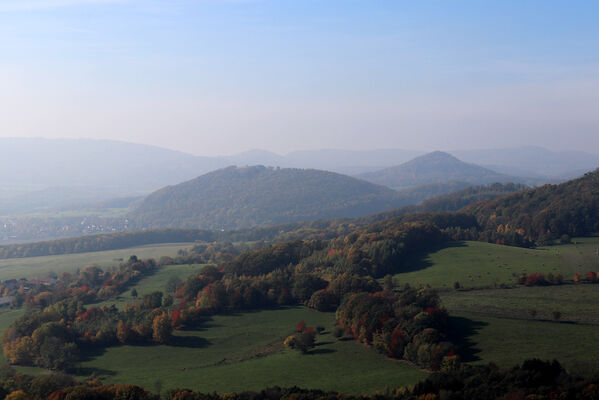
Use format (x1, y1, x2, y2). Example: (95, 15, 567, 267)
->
(128, 166, 406, 230)
(358, 151, 529, 189)
(465, 169, 599, 244)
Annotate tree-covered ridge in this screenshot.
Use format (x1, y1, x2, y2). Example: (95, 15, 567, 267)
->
(0, 229, 218, 259)
(465, 168, 599, 244)
(0, 183, 525, 260)
(128, 166, 408, 230)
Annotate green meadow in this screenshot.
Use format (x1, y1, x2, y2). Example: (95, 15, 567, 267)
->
(449, 312, 599, 375)
(395, 238, 599, 289)
(389, 238, 599, 374)
(75, 306, 426, 394)
(0, 243, 194, 281)
(441, 284, 599, 324)
(91, 263, 206, 309)
(1, 238, 599, 392)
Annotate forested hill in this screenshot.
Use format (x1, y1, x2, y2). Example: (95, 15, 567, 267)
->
(128, 166, 408, 230)
(358, 151, 532, 189)
(465, 169, 599, 244)
(357, 182, 528, 224)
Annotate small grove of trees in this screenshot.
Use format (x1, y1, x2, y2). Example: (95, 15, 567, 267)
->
(335, 288, 457, 370)
(552, 310, 562, 321)
(2, 292, 175, 370)
(517, 272, 563, 286)
(284, 321, 316, 353)
(0, 256, 160, 311)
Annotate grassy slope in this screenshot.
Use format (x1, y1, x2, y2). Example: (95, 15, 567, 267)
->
(91, 264, 205, 309)
(3, 238, 599, 391)
(0, 243, 194, 281)
(441, 284, 599, 324)
(0, 263, 425, 393)
(77, 307, 426, 394)
(395, 238, 599, 289)
(392, 238, 599, 372)
(450, 313, 599, 375)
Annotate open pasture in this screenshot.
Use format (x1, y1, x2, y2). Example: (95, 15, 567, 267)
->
(92, 263, 206, 309)
(0, 242, 194, 281)
(395, 238, 599, 289)
(76, 307, 426, 394)
(441, 284, 599, 324)
(451, 312, 599, 375)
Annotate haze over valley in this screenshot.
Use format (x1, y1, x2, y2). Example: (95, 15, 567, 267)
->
(1, 138, 597, 244)
(2, 1, 599, 399)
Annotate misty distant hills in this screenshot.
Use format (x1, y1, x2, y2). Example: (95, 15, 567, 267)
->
(228, 148, 424, 175)
(357, 151, 531, 189)
(127, 162, 530, 232)
(452, 146, 599, 180)
(1, 138, 597, 216)
(127, 166, 408, 230)
(0, 138, 221, 192)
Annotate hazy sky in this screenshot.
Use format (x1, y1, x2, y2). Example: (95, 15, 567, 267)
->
(1, 0, 598, 156)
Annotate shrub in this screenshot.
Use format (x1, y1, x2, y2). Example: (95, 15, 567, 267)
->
(552, 310, 562, 321)
(332, 326, 344, 339)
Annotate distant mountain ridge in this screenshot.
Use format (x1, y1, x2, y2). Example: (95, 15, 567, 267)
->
(2, 138, 597, 216)
(452, 146, 599, 179)
(0, 182, 528, 257)
(357, 151, 531, 189)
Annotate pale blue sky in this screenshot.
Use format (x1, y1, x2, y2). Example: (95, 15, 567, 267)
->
(1, 0, 598, 155)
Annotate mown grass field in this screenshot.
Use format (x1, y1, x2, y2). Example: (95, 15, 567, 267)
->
(76, 307, 426, 394)
(395, 238, 599, 289)
(0, 242, 194, 281)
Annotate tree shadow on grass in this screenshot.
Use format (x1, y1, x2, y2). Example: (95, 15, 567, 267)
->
(180, 306, 299, 332)
(220, 305, 297, 318)
(170, 335, 211, 348)
(79, 346, 108, 362)
(315, 341, 334, 346)
(76, 366, 117, 377)
(307, 348, 336, 355)
(448, 315, 488, 362)
(399, 241, 468, 274)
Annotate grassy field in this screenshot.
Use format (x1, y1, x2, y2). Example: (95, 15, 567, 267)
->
(2, 237, 599, 393)
(390, 239, 599, 374)
(441, 284, 599, 324)
(441, 285, 599, 373)
(0, 242, 195, 281)
(395, 238, 599, 289)
(76, 307, 426, 394)
(92, 263, 205, 309)
(0, 262, 426, 394)
(450, 312, 599, 375)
